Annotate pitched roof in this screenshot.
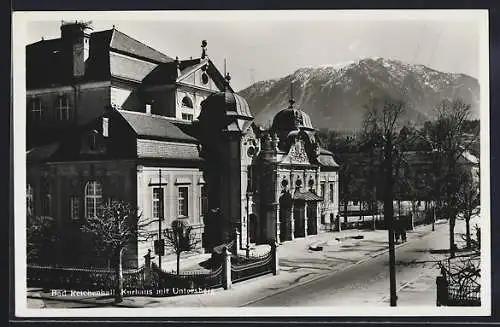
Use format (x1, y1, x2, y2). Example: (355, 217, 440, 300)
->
(118, 110, 198, 143)
(109, 52, 159, 83)
(317, 147, 339, 168)
(26, 142, 60, 163)
(293, 191, 323, 201)
(137, 140, 203, 161)
(26, 27, 173, 88)
(142, 58, 231, 91)
(109, 29, 173, 63)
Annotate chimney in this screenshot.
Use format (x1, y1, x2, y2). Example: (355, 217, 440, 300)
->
(60, 21, 93, 79)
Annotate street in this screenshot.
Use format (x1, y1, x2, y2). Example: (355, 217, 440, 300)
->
(247, 222, 449, 306)
(28, 217, 473, 308)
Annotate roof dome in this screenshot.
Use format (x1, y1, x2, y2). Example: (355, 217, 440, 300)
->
(271, 100, 314, 132)
(203, 72, 253, 119)
(205, 90, 253, 119)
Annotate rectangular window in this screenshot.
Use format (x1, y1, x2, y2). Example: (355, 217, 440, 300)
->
(42, 194, 51, 216)
(178, 186, 188, 217)
(329, 183, 334, 202)
(182, 113, 193, 121)
(30, 99, 43, 122)
(145, 103, 152, 114)
(57, 96, 71, 121)
(70, 196, 80, 220)
(200, 185, 208, 217)
(102, 118, 109, 137)
(152, 188, 164, 220)
(320, 182, 325, 199)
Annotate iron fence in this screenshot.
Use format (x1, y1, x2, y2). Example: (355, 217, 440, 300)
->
(150, 262, 224, 290)
(230, 249, 273, 283)
(446, 284, 481, 306)
(27, 265, 145, 290)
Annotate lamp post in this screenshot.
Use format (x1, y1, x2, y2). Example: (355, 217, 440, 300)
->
(158, 169, 164, 269)
(383, 135, 397, 307)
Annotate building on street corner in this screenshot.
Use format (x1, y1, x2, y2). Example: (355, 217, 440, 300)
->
(26, 21, 339, 269)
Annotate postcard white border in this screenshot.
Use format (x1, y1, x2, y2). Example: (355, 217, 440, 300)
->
(13, 9, 491, 318)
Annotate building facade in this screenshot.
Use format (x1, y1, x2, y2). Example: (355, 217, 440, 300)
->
(26, 22, 339, 269)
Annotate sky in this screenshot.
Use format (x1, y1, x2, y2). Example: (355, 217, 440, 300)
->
(22, 11, 485, 91)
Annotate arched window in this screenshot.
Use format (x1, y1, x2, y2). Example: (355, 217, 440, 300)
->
(26, 184, 34, 216)
(29, 98, 43, 122)
(89, 131, 98, 151)
(56, 95, 71, 121)
(85, 181, 102, 218)
(181, 96, 193, 108)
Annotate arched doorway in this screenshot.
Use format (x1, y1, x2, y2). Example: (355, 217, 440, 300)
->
(279, 192, 292, 241)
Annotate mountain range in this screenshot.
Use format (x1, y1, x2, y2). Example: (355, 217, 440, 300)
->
(238, 57, 480, 131)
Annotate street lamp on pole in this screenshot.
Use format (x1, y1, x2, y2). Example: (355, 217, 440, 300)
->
(383, 136, 397, 307)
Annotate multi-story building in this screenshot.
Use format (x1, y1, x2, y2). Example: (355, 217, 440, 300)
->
(26, 21, 339, 269)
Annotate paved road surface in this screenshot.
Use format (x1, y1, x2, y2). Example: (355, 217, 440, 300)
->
(247, 225, 448, 306)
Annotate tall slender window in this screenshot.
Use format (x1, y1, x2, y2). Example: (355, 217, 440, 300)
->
(329, 183, 334, 202)
(320, 182, 325, 199)
(30, 98, 43, 122)
(152, 187, 164, 220)
(42, 194, 51, 216)
(70, 196, 80, 220)
(200, 185, 208, 217)
(41, 178, 51, 216)
(26, 184, 34, 216)
(178, 186, 188, 217)
(56, 95, 71, 121)
(102, 118, 109, 137)
(85, 181, 102, 218)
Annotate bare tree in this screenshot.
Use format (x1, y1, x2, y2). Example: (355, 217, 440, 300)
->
(457, 169, 480, 248)
(163, 219, 200, 275)
(422, 98, 476, 258)
(81, 200, 149, 303)
(362, 95, 410, 306)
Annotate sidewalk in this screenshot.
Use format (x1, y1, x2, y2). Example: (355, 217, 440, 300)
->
(28, 220, 446, 308)
(378, 215, 480, 306)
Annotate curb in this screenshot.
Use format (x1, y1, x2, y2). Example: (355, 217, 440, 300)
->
(240, 223, 445, 307)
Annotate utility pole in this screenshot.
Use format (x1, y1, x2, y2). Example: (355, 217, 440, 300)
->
(158, 169, 163, 269)
(384, 135, 397, 307)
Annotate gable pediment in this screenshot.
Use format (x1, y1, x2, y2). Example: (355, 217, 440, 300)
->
(177, 60, 224, 92)
(280, 138, 311, 165)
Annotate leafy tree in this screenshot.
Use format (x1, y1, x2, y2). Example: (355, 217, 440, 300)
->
(80, 200, 149, 303)
(163, 219, 200, 275)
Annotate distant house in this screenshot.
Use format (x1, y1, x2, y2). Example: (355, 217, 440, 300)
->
(335, 149, 480, 219)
